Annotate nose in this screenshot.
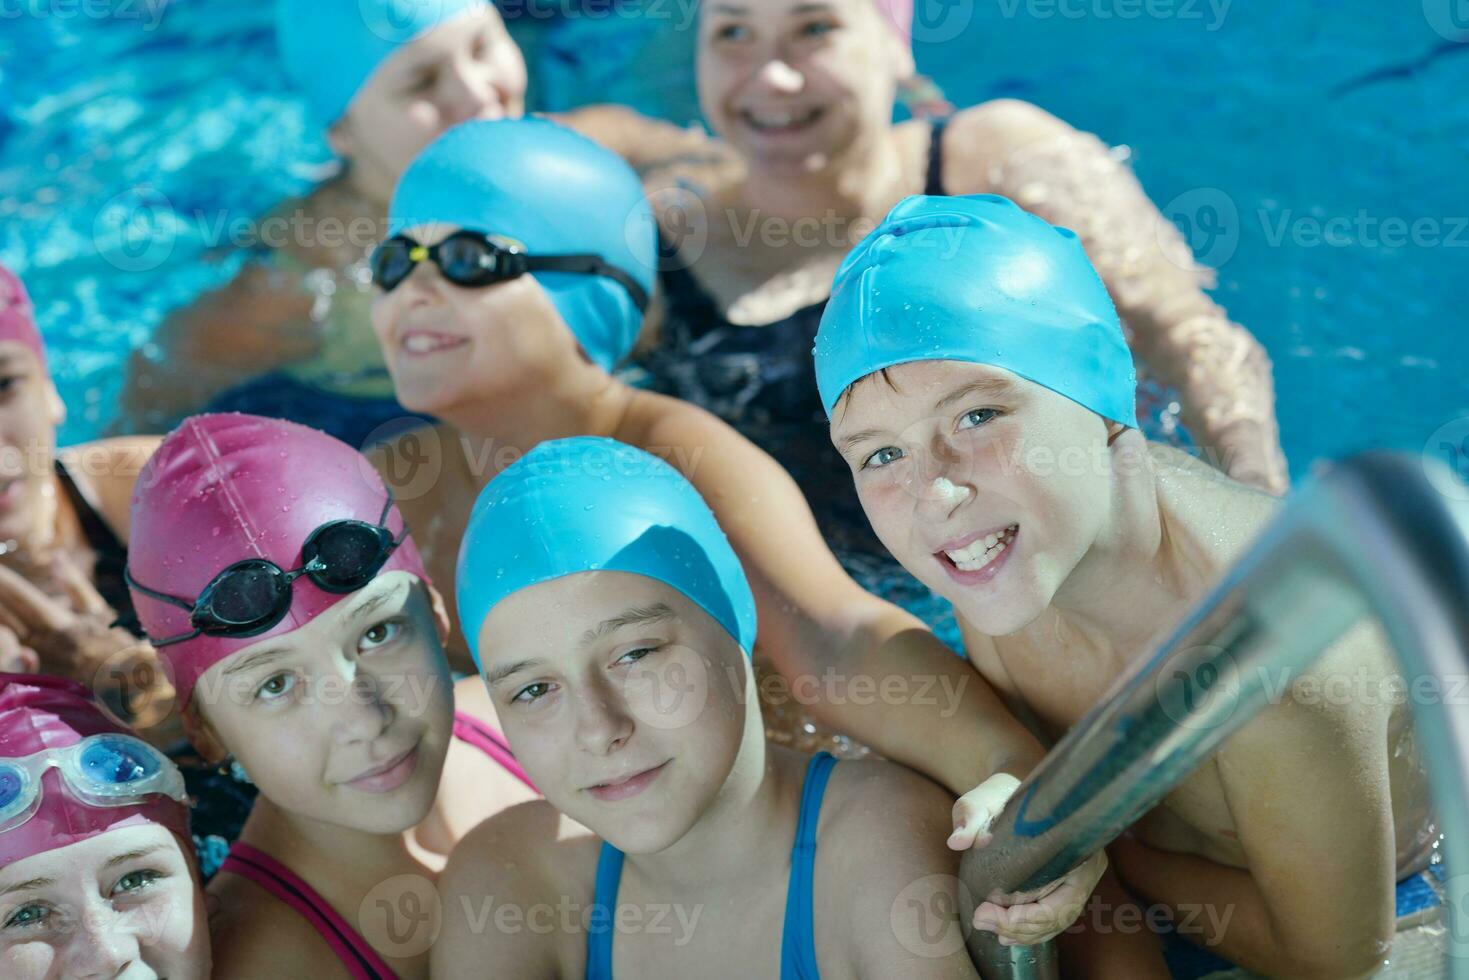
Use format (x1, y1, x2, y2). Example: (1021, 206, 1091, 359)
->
(911, 437, 974, 517)
(68, 902, 139, 979)
(440, 59, 503, 126)
(753, 58, 805, 95)
(329, 667, 395, 746)
(572, 677, 635, 757)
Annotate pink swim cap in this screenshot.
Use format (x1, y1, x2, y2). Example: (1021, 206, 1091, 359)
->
(0, 262, 46, 372)
(0, 674, 191, 868)
(126, 414, 428, 708)
(872, 0, 913, 43)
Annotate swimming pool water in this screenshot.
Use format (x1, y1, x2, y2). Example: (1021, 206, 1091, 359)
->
(2, 2, 1465, 468)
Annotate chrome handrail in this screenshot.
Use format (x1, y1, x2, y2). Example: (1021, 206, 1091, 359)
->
(963, 452, 1469, 978)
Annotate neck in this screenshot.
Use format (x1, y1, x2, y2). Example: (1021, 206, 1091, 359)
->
(438, 361, 635, 475)
(736, 124, 906, 224)
(245, 795, 425, 890)
(623, 718, 799, 892)
(1030, 447, 1199, 660)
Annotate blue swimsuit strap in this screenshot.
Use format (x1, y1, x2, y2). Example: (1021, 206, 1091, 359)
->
(585, 752, 839, 980)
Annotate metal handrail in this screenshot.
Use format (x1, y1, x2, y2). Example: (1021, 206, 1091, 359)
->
(962, 452, 1469, 978)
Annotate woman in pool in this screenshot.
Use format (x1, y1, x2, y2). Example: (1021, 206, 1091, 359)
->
(436, 435, 1091, 975)
(816, 194, 1435, 977)
(0, 262, 169, 727)
(636, 0, 1288, 494)
(124, 412, 540, 979)
(0, 673, 210, 979)
(116, 0, 713, 446)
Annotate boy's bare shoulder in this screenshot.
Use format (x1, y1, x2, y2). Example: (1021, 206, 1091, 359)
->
(446, 798, 601, 896)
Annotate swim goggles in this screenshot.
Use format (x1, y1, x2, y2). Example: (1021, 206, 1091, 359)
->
(0, 734, 187, 833)
(369, 229, 650, 312)
(125, 495, 403, 647)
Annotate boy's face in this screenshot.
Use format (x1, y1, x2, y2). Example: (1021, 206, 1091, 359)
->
(831, 359, 1118, 636)
(0, 343, 61, 547)
(478, 571, 753, 855)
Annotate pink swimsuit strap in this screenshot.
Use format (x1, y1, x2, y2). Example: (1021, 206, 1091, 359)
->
(219, 842, 399, 980)
(452, 710, 537, 792)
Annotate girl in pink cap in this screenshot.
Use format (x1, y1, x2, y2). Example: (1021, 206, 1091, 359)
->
(635, 0, 1288, 495)
(0, 261, 171, 731)
(0, 672, 209, 979)
(125, 411, 538, 980)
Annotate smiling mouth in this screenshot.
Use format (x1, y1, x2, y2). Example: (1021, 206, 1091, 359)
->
(585, 761, 669, 801)
(343, 742, 420, 792)
(399, 330, 468, 356)
(739, 106, 824, 133)
(938, 524, 1019, 573)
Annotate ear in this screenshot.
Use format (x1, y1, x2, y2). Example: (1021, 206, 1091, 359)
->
(44, 380, 65, 428)
(325, 115, 358, 161)
(425, 580, 453, 646)
(180, 701, 229, 766)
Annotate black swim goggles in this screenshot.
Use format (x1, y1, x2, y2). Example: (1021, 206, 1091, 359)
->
(124, 496, 404, 647)
(369, 229, 649, 312)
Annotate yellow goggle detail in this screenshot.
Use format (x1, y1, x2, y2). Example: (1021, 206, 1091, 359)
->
(408, 245, 429, 262)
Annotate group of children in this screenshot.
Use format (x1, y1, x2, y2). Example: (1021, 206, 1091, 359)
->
(0, 0, 1436, 977)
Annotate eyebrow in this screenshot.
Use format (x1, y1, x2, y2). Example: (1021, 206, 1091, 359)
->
(580, 603, 675, 647)
(0, 876, 56, 898)
(103, 843, 170, 869)
(222, 646, 293, 677)
(933, 377, 1016, 411)
(837, 427, 891, 455)
(344, 587, 397, 625)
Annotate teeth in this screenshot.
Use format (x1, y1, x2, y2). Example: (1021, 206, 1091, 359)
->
(745, 108, 818, 129)
(403, 333, 459, 354)
(944, 526, 1017, 572)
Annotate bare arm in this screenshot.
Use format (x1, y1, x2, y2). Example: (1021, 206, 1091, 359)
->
(646, 399, 1045, 797)
(555, 104, 725, 176)
(1112, 631, 1397, 978)
(946, 99, 1289, 494)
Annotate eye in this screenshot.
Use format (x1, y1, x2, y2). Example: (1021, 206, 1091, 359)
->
(407, 70, 435, 94)
(256, 672, 296, 702)
(714, 22, 750, 42)
(4, 903, 50, 930)
(958, 408, 1000, 430)
(0, 374, 22, 397)
(360, 618, 405, 652)
(797, 19, 836, 38)
(862, 446, 904, 470)
(615, 645, 661, 667)
(511, 681, 554, 705)
(112, 869, 163, 897)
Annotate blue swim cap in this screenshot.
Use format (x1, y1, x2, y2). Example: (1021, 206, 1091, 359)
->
(389, 118, 657, 371)
(814, 194, 1138, 427)
(456, 437, 758, 669)
(276, 0, 488, 126)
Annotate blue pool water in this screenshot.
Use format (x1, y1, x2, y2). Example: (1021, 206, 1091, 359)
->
(2, 2, 1464, 469)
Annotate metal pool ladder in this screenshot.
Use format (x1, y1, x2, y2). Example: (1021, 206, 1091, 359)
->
(958, 451, 1469, 979)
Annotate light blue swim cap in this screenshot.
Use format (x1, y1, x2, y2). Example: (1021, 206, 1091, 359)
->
(456, 437, 758, 670)
(276, 0, 488, 127)
(388, 118, 657, 371)
(814, 194, 1138, 427)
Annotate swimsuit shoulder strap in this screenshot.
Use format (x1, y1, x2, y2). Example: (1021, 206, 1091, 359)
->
(452, 710, 538, 791)
(585, 841, 626, 980)
(925, 116, 952, 197)
(781, 751, 838, 980)
(219, 841, 400, 980)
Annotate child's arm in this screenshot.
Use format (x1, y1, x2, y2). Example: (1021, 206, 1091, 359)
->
(1111, 633, 1398, 979)
(433, 801, 577, 980)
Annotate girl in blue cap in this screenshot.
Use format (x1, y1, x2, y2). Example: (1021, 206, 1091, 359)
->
(817, 194, 1435, 977)
(116, 0, 714, 447)
(368, 118, 1116, 950)
(633, 0, 1288, 496)
(436, 436, 1046, 977)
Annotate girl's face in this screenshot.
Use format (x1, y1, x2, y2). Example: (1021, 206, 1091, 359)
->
(330, 7, 527, 200)
(0, 343, 62, 548)
(0, 823, 210, 979)
(478, 572, 755, 855)
(193, 572, 457, 835)
(697, 0, 912, 175)
(831, 359, 1119, 636)
(370, 224, 583, 416)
